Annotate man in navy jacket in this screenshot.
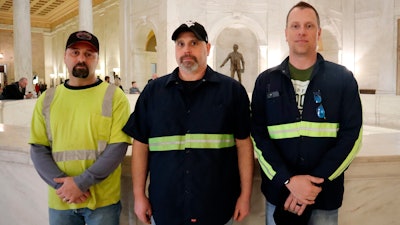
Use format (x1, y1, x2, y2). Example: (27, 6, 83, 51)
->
(251, 2, 362, 225)
(2, 77, 33, 99)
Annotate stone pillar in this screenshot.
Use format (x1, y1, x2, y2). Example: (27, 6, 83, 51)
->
(376, 0, 395, 94)
(267, 1, 287, 68)
(341, 0, 355, 77)
(397, 19, 400, 95)
(164, 0, 179, 74)
(79, 0, 93, 32)
(13, 0, 33, 92)
(120, 0, 134, 91)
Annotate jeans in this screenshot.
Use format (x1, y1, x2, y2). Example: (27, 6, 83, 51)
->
(49, 201, 121, 225)
(266, 201, 338, 225)
(151, 217, 233, 225)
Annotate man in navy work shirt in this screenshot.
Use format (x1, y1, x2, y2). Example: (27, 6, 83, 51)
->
(123, 21, 254, 225)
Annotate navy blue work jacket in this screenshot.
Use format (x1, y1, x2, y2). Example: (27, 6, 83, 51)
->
(251, 54, 363, 210)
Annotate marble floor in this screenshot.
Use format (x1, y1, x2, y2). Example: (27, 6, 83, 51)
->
(0, 160, 48, 225)
(0, 124, 399, 225)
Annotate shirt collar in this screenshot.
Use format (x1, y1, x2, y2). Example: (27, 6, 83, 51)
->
(165, 66, 221, 87)
(271, 53, 325, 78)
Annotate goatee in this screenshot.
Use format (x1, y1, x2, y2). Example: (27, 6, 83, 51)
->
(180, 55, 198, 73)
(72, 63, 89, 78)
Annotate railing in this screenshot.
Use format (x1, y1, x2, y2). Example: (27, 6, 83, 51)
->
(1, 93, 400, 129)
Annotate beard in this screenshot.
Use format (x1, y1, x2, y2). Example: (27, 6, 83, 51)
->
(179, 55, 199, 73)
(72, 63, 90, 78)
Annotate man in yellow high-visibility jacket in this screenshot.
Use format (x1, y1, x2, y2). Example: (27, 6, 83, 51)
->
(29, 30, 131, 225)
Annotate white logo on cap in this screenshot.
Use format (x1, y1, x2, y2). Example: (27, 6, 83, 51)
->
(185, 21, 196, 27)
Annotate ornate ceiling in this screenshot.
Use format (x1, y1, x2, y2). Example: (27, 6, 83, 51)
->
(0, 0, 104, 29)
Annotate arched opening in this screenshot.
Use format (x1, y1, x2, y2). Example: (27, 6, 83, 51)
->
(145, 30, 157, 52)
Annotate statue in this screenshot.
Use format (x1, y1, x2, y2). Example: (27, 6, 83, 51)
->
(220, 44, 245, 83)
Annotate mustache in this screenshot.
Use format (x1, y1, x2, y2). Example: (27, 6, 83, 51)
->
(74, 62, 88, 69)
(180, 55, 197, 63)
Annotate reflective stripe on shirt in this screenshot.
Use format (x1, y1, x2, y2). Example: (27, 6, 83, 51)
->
(149, 133, 235, 151)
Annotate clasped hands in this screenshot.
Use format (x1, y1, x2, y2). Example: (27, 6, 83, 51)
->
(54, 177, 91, 204)
(284, 175, 324, 216)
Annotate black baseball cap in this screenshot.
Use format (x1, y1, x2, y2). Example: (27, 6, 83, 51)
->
(65, 30, 99, 52)
(171, 21, 208, 43)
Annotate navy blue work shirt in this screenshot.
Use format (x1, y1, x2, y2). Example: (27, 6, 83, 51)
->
(123, 66, 251, 225)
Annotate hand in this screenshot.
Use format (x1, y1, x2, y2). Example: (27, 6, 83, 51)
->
(134, 195, 152, 224)
(25, 93, 33, 99)
(54, 177, 90, 204)
(232, 194, 251, 222)
(284, 193, 307, 216)
(285, 175, 324, 205)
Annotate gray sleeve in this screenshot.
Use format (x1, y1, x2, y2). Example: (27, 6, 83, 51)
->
(30, 144, 67, 189)
(73, 142, 129, 192)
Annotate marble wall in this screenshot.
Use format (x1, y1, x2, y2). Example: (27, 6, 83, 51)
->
(130, 0, 400, 94)
(122, 0, 400, 93)
(2, 0, 399, 95)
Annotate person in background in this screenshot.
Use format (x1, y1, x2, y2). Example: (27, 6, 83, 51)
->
(147, 73, 158, 83)
(123, 21, 254, 225)
(129, 81, 141, 94)
(39, 81, 47, 94)
(251, 2, 363, 225)
(29, 30, 131, 225)
(104, 75, 110, 83)
(1, 77, 33, 99)
(35, 82, 40, 96)
(114, 76, 124, 91)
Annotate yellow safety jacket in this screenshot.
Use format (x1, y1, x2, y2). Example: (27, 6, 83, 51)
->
(30, 81, 131, 210)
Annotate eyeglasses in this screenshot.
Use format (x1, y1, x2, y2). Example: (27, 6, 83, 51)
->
(313, 90, 326, 119)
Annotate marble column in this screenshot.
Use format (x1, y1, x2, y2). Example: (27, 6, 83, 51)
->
(79, 0, 93, 32)
(13, 0, 33, 92)
(376, 0, 395, 94)
(341, 0, 355, 78)
(266, 1, 288, 68)
(164, 0, 179, 73)
(120, 0, 134, 91)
